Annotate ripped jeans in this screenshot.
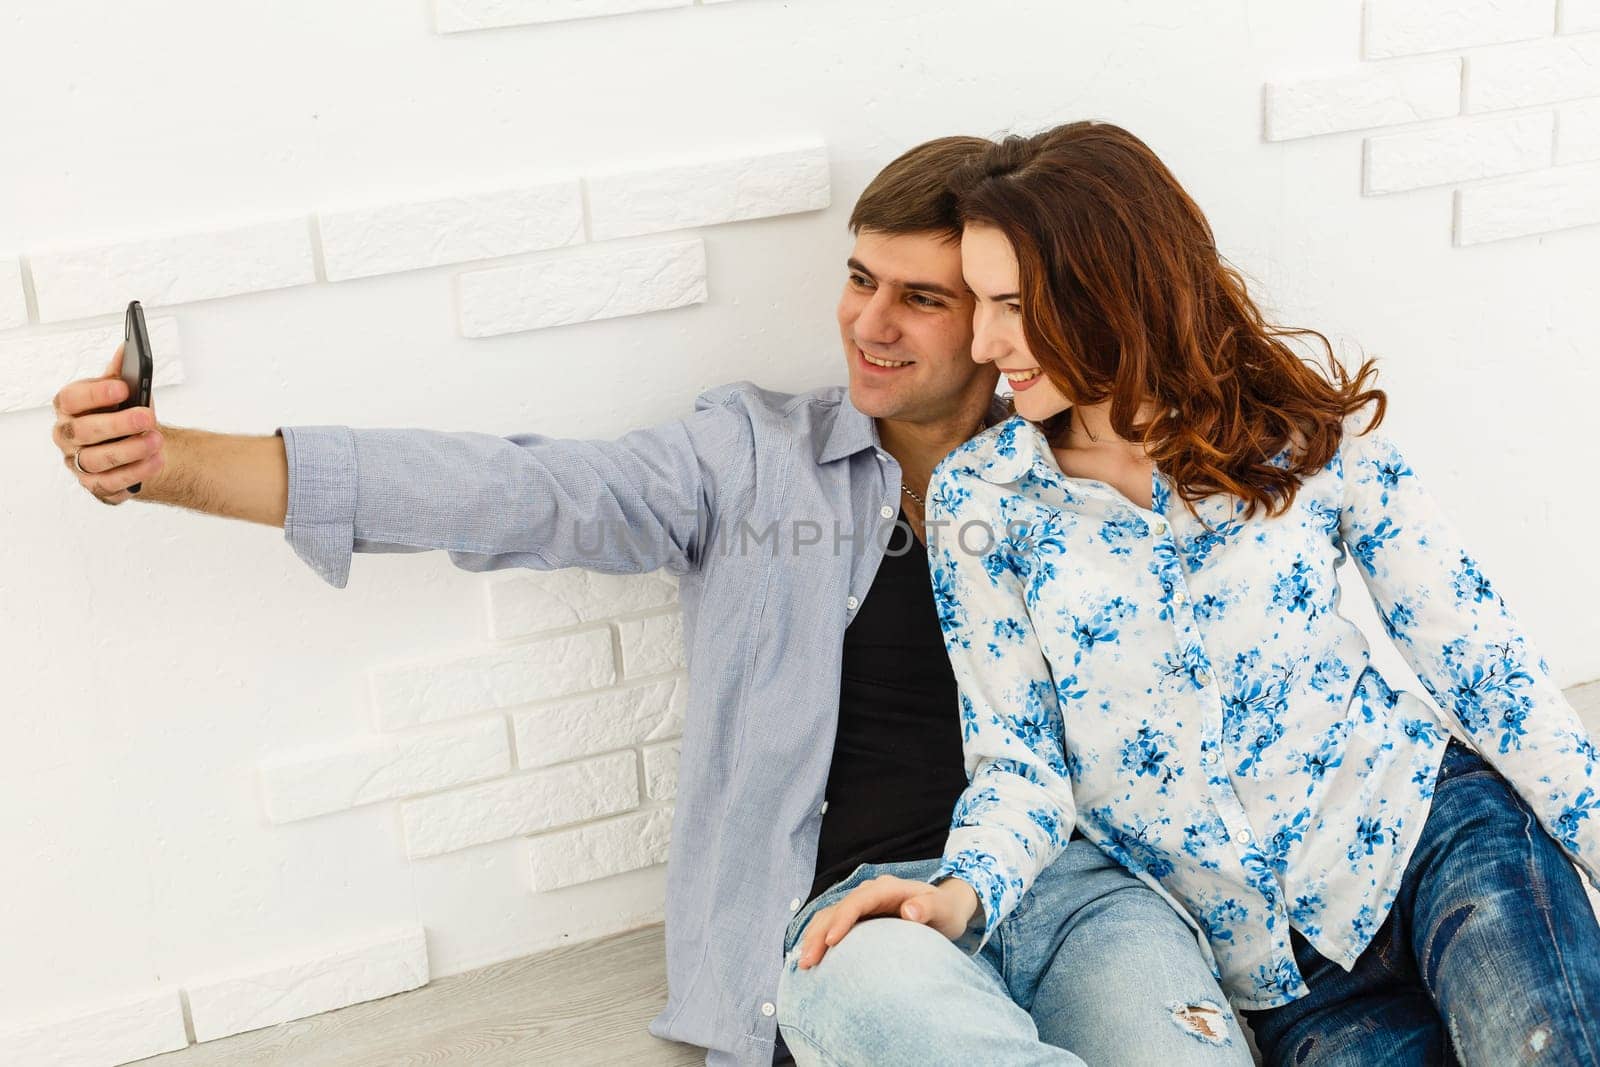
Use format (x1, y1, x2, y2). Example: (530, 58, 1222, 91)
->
(1245, 740, 1600, 1065)
(775, 838, 1252, 1066)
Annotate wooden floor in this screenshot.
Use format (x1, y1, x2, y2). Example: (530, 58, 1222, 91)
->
(144, 681, 1600, 1067)
(142, 925, 705, 1067)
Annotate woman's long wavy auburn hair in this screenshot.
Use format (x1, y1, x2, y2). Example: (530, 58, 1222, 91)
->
(952, 122, 1386, 519)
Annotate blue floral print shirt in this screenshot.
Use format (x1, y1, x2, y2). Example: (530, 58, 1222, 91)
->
(925, 414, 1600, 1010)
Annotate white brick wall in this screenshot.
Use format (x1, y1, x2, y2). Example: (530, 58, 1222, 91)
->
(1, 316, 186, 415)
(1455, 161, 1600, 242)
(514, 676, 687, 769)
(318, 179, 584, 282)
(1264, 59, 1462, 141)
(1563, 0, 1600, 32)
(487, 570, 678, 640)
(1268, 11, 1600, 243)
(29, 218, 316, 323)
(527, 807, 674, 891)
(1560, 98, 1600, 161)
(400, 751, 639, 858)
(2, 136, 828, 421)
(185, 927, 428, 1043)
(2, 134, 829, 420)
(643, 740, 681, 801)
(1468, 35, 1600, 111)
(0, 992, 188, 1067)
(1364, 112, 1554, 193)
(1364, 0, 1554, 59)
(456, 238, 708, 337)
(618, 611, 687, 678)
(0, 256, 25, 331)
(368, 626, 614, 730)
(258, 717, 512, 823)
(586, 144, 831, 242)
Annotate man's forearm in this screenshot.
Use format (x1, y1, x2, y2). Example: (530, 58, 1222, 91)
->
(142, 425, 289, 528)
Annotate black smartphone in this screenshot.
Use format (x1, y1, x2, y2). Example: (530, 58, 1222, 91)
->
(118, 300, 155, 495)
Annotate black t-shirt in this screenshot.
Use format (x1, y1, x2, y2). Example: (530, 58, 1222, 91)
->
(808, 512, 972, 903)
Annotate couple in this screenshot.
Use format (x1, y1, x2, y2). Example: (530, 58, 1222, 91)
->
(51, 123, 1600, 1065)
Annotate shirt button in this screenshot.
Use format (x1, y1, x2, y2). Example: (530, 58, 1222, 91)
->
(1236, 829, 1253, 845)
(1152, 519, 1169, 537)
(761, 1001, 776, 1017)
(1173, 591, 1186, 606)
(876, 452, 888, 462)
(1197, 669, 1213, 687)
(1202, 750, 1217, 766)
(880, 504, 895, 519)
(846, 596, 860, 611)
(789, 897, 802, 912)
(820, 801, 830, 815)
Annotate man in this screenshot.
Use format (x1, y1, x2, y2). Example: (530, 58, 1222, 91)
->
(50, 137, 1247, 1066)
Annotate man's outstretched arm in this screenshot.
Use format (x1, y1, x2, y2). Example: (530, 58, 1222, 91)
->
(51, 344, 750, 588)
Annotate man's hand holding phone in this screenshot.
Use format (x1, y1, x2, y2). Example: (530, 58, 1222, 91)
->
(49, 304, 289, 527)
(51, 337, 164, 506)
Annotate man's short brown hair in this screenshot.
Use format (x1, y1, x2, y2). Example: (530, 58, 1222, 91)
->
(848, 135, 993, 242)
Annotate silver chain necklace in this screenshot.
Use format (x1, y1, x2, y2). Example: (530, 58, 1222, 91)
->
(900, 482, 925, 506)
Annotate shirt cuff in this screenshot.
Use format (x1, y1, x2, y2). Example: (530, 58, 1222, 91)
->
(276, 426, 357, 589)
(930, 856, 1006, 955)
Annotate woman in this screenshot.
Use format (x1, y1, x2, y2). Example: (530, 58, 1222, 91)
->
(796, 123, 1600, 1063)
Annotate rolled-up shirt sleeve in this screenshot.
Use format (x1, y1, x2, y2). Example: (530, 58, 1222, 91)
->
(275, 395, 750, 589)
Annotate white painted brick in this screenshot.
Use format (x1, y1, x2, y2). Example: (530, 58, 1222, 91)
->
(0, 256, 25, 331)
(1455, 161, 1600, 242)
(186, 927, 427, 1043)
(514, 676, 687, 769)
(401, 751, 638, 857)
(30, 218, 314, 323)
(1364, 0, 1554, 59)
(436, 0, 691, 33)
(0, 991, 187, 1066)
(369, 627, 613, 731)
(618, 611, 686, 678)
(527, 807, 673, 891)
(457, 239, 706, 337)
(318, 180, 583, 282)
(0, 316, 185, 415)
(643, 740, 680, 801)
(1264, 58, 1462, 141)
(1468, 36, 1600, 111)
(587, 144, 831, 241)
(486, 570, 678, 640)
(1364, 112, 1554, 193)
(1558, 98, 1600, 162)
(1562, 0, 1600, 32)
(258, 717, 511, 824)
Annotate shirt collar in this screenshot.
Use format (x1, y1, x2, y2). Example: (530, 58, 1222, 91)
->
(956, 413, 1051, 485)
(816, 392, 1016, 465)
(815, 391, 881, 464)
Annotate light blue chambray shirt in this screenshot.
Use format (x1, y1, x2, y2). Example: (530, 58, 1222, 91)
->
(275, 381, 1007, 1066)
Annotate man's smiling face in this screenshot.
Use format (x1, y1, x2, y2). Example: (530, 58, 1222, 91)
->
(837, 229, 998, 425)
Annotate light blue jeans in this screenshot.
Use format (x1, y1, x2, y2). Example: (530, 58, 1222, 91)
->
(776, 839, 1252, 1066)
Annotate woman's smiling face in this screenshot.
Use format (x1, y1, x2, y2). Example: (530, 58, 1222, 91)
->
(961, 223, 1071, 422)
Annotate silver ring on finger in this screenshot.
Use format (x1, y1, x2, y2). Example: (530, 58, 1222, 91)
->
(73, 448, 89, 476)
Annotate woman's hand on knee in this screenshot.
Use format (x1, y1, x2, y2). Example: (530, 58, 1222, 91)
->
(796, 875, 979, 971)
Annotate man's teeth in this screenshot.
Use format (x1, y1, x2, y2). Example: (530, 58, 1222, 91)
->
(1006, 369, 1042, 382)
(863, 351, 912, 368)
